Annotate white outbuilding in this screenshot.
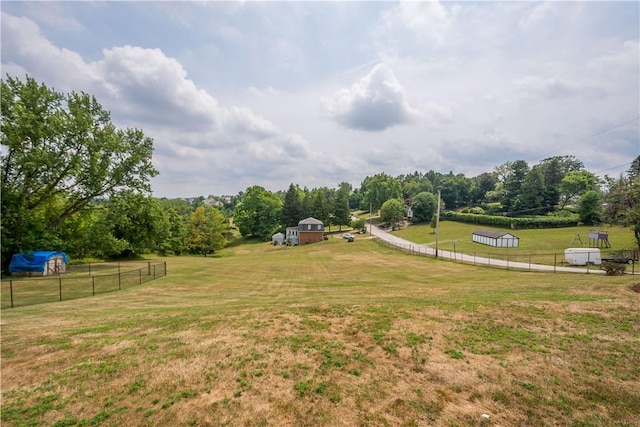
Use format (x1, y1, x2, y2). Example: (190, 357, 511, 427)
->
(271, 232, 285, 245)
(472, 229, 519, 248)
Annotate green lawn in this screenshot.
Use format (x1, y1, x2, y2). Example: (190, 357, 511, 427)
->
(391, 222, 637, 265)
(1, 238, 639, 426)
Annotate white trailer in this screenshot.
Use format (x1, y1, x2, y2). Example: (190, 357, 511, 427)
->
(564, 248, 602, 266)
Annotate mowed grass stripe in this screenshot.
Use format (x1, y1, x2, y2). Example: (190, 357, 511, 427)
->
(1, 238, 639, 427)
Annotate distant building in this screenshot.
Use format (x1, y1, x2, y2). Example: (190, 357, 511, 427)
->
(472, 230, 519, 248)
(284, 217, 325, 245)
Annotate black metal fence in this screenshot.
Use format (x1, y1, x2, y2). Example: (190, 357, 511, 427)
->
(1, 261, 167, 309)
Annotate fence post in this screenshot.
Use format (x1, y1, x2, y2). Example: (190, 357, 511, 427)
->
(92, 276, 95, 296)
(118, 272, 121, 290)
(139, 268, 142, 284)
(148, 261, 151, 275)
(529, 254, 532, 271)
(164, 261, 167, 276)
(554, 253, 557, 273)
(153, 264, 156, 279)
(10, 280, 14, 308)
(59, 277, 63, 301)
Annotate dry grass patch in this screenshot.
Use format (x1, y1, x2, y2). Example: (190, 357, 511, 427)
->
(2, 240, 639, 426)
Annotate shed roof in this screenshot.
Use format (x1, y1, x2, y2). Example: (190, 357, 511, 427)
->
(272, 232, 285, 238)
(473, 230, 518, 239)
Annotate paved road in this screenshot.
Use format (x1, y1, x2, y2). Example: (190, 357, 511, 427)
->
(366, 224, 608, 274)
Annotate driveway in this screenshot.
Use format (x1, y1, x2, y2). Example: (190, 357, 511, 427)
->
(367, 224, 608, 274)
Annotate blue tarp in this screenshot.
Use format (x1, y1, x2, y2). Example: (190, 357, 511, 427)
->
(9, 251, 68, 273)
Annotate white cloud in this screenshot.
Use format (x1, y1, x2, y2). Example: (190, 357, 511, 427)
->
(514, 76, 606, 99)
(519, 2, 555, 30)
(322, 63, 420, 131)
(380, 0, 455, 47)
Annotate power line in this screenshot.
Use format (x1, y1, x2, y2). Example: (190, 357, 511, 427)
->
(532, 116, 640, 164)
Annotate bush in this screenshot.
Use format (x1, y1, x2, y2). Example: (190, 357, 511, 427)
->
(602, 262, 626, 276)
(440, 211, 579, 229)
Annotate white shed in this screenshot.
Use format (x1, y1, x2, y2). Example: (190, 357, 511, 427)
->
(271, 232, 285, 245)
(472, 230, 519, 248)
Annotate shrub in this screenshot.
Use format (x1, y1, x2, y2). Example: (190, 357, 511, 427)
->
(602, 262, 626, 276)
(440, 211, 579, 229)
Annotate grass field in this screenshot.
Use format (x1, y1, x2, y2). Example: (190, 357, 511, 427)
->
(391, 222, 638, 267)
(1, 238, 639, 426)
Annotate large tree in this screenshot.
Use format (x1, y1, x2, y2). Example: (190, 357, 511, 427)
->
(281, 183, 303, 227)
(1, 75, 157, 267)
(188, 206, 228, 256)
(410, 191, 438, 223)
(361, 173, 402, 213)
(332, 185, 352, 231)
(233, 186, 282, 240)
(380, 198, 406, 230)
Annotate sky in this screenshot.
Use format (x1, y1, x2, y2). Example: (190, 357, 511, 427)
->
(1, 1, 639, 199)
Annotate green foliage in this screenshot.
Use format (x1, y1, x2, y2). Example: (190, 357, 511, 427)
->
(281, 183, 303, 227)
(440, 211, 579, 229)
(1, 75, 157, 267)
(577, 190, 603, 225)
(601, 262, 626, 276)
(380, 198, 406, 229)
(410, 192, 437, 223)
(332, 186, 352, 229)
(233, 186, 283, 241)
(188, 206, 228, 256)
(362, 173, 402, 212)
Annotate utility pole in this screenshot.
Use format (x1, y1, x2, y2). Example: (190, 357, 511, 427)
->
(435, 190, 441, 258)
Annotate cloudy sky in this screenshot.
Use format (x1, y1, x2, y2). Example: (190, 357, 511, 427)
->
(2, 1, 638, 198)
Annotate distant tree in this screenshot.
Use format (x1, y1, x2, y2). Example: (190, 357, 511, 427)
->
(105, 191, 171, 257)
(400, 172, 434, 200)
(559, 170, 599, 207)
(165, 207, 189, 255)
(348, 188, 364, 210)
(603, 157, 640, 248)
(517, 167, 546, 211)
(310, 188, 330, 225)
(380, 198, 406, 230)
(536, 156, 584, 207)
(577, 190, 603, 225)
(1, 75, 157, 267)
(501, 160, 530, 212)
(332, 185, 352, 230)
(411, 192, 438, 223)
(470, 172, 498, 205)
(281, 183, 303, 227)
(361, 173, 402, 212)
(233, 186, 283, 240)
(439, 173, 471, 209)
(188, 206, 227, 256)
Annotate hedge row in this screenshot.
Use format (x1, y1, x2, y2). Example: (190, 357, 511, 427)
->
(441, 211, 579, 229)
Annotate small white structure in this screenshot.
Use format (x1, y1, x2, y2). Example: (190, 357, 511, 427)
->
(271, 232, 285, 245)
(285, 227, 299, 245)
(472, 230, 519, 248)
(564, 248, 602, 266)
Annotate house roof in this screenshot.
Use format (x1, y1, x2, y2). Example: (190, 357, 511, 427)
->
(298, 217, 323, 225)
(473, 230, 518, 239)
(272, 232, 284, 238)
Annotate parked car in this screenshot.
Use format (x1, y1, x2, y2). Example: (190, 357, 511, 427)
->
(342, 233, 355, 240)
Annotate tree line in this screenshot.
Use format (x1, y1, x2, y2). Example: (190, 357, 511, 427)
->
(2, 75, 638, 270)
